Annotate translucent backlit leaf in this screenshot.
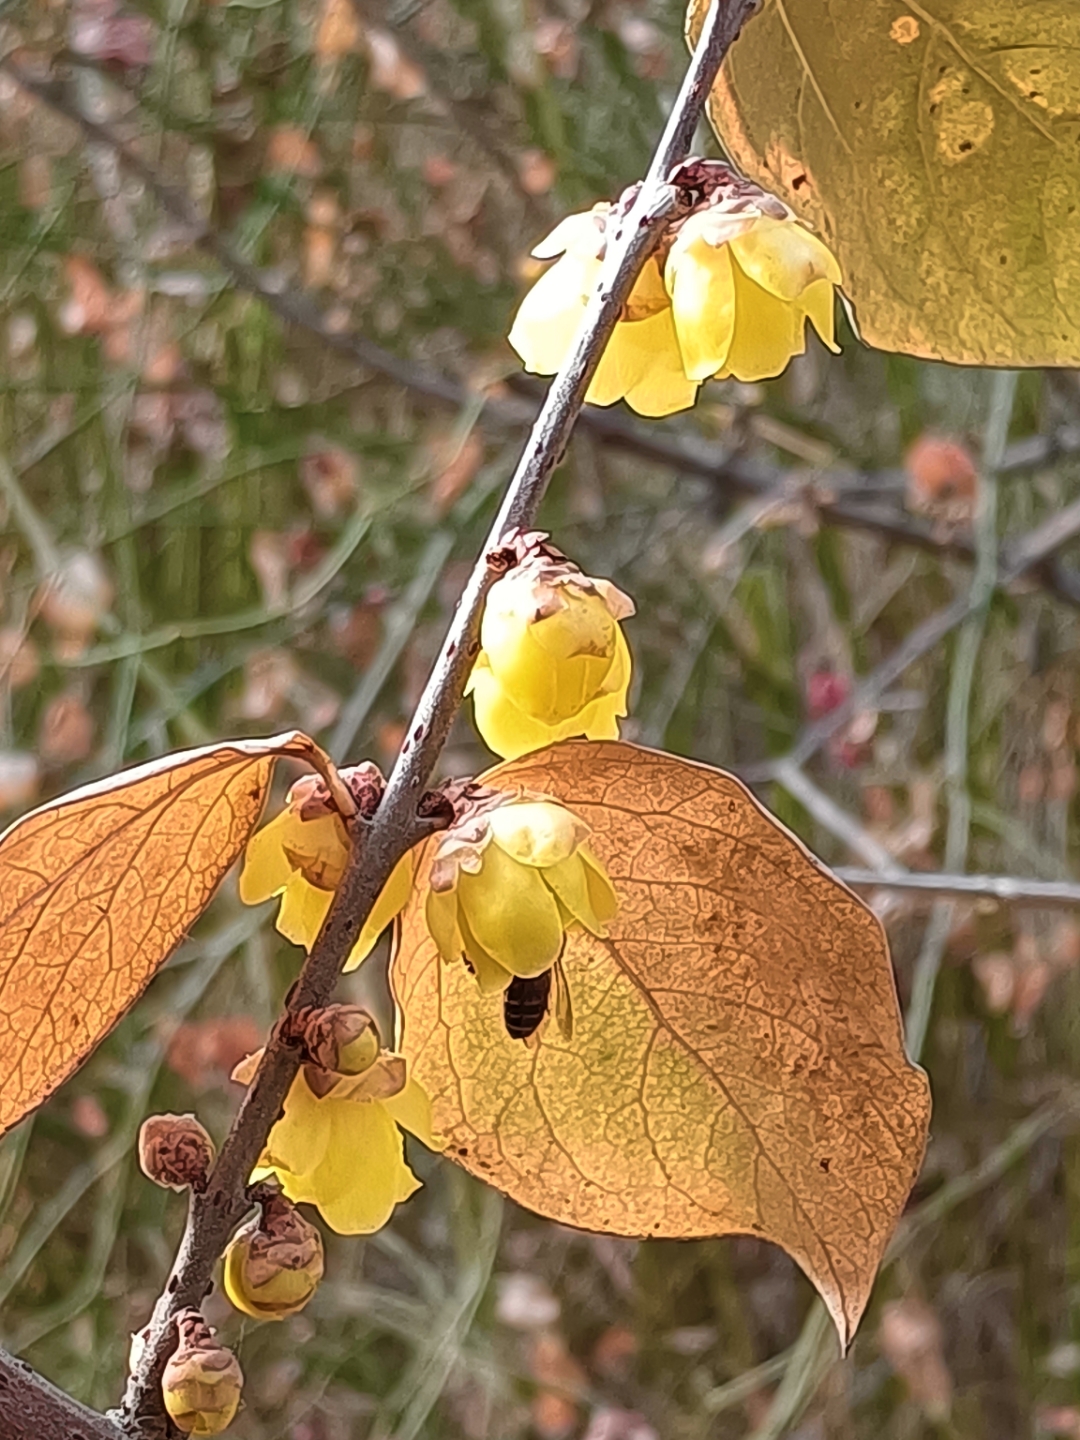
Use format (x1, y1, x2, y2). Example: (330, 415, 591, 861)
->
(688, 0, 1080, 365)
(0, 731, 328, 1137)
(394, 740, 930, 1347)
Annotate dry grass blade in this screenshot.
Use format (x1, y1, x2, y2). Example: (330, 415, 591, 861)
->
(0, 730, 326, 1137)
(395, 739, 931, 1347)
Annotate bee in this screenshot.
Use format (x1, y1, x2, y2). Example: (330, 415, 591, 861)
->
(502, 957, 574, 1043)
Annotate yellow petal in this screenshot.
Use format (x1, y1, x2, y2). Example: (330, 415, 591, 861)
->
(801, 277, 840, 353)
(531, 208, 606, 261)
(238, 809, 295, 904)
(280, 812, 349, 890)
(541, 854, 594, 930)
(667, 235, 737, 381)
(624, 255, 670, 321)
(468, 660, 559, 760)
(508, 253, 597, 376)
(488, 800, 582, 868)
(586, 319, 652, 407)
(344, 850, 415, 971)
(457, 906, 515, 994)
(580, 845, 619, 926)
(426, 885, 465, 962)
(531, 586, 616, 666)
(599, 618, 632, 703)
(721, 260, 805, 382)
(480, 583, 562, 721)
(566, 691, 623, 740)
(310, 1099, 420, 1235)
(382, 1076, 443, 1150)
(458, 843, 565, 978)
(275, 872, 332, 950)
(543, 846, 618, 935)
(729, 216, 841, 300)
(263, 1073, 333, 1178)
(623, 308, 701, 417)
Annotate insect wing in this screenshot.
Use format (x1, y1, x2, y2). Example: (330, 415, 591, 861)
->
(551, 957, 574, 1042)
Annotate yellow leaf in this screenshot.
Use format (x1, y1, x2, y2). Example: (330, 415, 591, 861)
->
(0, 731, 330, 1138)
(394, 740, 930, 1348)
(687, 0, 1080, 365)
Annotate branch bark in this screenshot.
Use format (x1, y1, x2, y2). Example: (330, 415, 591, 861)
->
(0, 1348, 124, 1440)
(834, 868, 1080, 907)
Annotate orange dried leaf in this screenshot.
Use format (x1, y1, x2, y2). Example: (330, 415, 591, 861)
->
(394, 740, 930, 1348)
(0, 730, 330, 1137)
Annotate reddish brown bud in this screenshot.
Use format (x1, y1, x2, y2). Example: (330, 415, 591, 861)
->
(290, 761, 385, 822)
(162, 1310, 243, 1435)
(138, 1113, 215, 1193)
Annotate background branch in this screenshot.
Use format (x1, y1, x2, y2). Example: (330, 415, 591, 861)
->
(744, 485, 1080, 786)
(834, 868, 1080, 908)
(7, 58, 1080, 610)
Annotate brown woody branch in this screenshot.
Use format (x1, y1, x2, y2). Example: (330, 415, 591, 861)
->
(111, 1, 760, 1434)
(0, 1347, 124, 1440)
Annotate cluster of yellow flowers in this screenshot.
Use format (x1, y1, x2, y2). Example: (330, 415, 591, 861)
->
(234, 535, 632, 1233)
(230, 168, 844, 1255)
(509, 163, 843, 417)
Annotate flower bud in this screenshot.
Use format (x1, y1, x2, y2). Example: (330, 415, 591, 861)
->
(426, 791, 617, 993)
(222, 1192, 324, 1321)
(161, 1311, 243, 1436)
(467, 533, 634, 761)
(138, 1113, 215, 1193)
(296, 1004, 381, 1077)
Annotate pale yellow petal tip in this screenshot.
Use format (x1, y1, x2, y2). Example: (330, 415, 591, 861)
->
(343, 851, 416, 971)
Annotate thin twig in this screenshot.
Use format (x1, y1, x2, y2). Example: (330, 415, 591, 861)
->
(116, 3, 759, 1433)
(833, 868, 1080, 908)
(906, 370, 1017, 1064)
(0, 1348, 125, 1440)
(767, 755, 905, 875)
(743, 440, 1080, 786)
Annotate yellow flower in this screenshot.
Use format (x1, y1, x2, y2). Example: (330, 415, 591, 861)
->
(508, 206, 699, 418)
(665, 210, 842, 383)
(236, 1042, 440, 1232)
(467, 540, 635, 761)
(507, 169, 844, 413)
(425, 796, 618, 995)
(235, 1051, 440, 1235)
(239, 778, 414, 969)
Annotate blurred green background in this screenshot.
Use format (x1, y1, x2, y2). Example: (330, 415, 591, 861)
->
(3, 1, 1080, 1436)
